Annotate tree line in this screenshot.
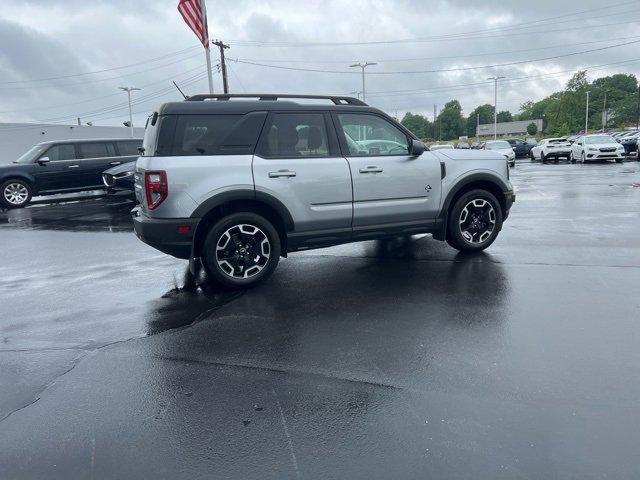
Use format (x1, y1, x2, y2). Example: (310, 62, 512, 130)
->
(400, 72, 639, 141)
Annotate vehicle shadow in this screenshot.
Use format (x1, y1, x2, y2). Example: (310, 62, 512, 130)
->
(0, 196, 134, 232)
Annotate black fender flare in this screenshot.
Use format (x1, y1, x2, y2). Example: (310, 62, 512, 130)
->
(433, 173, 510, 240)
(189, 189, 295, 262)
(190, 189, 294, 230)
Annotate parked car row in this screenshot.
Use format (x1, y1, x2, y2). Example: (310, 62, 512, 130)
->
(0, 138, 142, 208)
(530, 134, 627, 163)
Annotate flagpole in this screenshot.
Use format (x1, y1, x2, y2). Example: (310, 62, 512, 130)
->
(200, 0, 214, 94)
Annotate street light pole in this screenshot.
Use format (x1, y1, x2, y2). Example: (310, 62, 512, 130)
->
(487, 76, 505, 140)
(585, 90, 591, 134)
(349, 62, 377, 102)
(118, 86, 141, 138)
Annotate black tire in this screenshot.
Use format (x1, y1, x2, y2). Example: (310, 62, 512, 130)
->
(540, 152, 546, 163)
(570, 152, 576, 164)
(0, 179, 32, 209)
(201, 212, 281, 288)
(529, 151, 535, 161)
(446, 189, 503, 253)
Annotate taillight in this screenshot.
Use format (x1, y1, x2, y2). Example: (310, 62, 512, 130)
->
(145, 170, 168, 210)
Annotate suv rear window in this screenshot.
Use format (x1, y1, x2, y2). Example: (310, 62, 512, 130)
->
(158, 113, 266, 156)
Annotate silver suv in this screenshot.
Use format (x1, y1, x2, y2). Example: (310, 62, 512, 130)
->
(132, 94, 515, 288)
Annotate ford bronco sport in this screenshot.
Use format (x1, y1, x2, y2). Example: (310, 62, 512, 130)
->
(132, 94, 515, 288)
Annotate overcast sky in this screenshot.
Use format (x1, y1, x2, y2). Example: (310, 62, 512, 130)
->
(0, 0, 638, 127)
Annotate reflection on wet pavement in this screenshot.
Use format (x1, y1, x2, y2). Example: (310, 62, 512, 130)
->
(1, 159, 640, 479)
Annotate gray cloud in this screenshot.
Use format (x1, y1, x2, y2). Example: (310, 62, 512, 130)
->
(0, 0, 637, 125)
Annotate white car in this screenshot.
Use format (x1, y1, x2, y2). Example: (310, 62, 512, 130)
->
(530, 138, 572, 163)
(430, 144, 454, 150)
(483, 140, 515, 167)
(570, 134, 625, 163)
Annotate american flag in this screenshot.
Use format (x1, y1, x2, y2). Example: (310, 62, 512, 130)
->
(177, 0, 210, 48)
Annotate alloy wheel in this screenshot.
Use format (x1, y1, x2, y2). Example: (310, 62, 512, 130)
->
(215, 224, 271, 279)
(3, 182, 29, 206)
(459, 199, 496, 244)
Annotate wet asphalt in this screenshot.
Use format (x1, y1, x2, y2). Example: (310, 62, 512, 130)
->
(0, 159, 639, 479)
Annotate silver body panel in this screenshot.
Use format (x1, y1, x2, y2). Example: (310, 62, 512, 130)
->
(136, 148, 511, 232)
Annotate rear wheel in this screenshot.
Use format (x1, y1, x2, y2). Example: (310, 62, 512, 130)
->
(202, 212, 281, 288)
(446, 189, 503, 253)
(0, 179, 32, 209)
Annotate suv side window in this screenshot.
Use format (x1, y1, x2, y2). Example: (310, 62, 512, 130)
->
(41, 144, 76, 161)
(78, 142, 114, 159)
(116, 140, 142, 156)
(257, 112, 330, 158)
(335, 113, 410, 156)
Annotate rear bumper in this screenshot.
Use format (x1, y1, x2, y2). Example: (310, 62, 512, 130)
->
(544, 150, 571, 158)
(131, 206, 198, 259)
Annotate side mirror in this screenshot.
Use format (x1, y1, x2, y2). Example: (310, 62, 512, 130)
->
(37, 157, 50, 165)
(512, 147, 517, 151)
(410, 139, 426, 156)
(577, 142, 582, 146)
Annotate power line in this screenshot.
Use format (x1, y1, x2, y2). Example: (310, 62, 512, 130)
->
(0, 45, 201, 85)
(227, 4, 640, 47)
(0, 51, 205, 90)
(234, 35, 640, 64)
(232, 38, 640, 75)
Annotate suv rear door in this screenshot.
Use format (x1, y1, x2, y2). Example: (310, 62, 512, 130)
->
(76, 141, 120, 188)
(333, 112, 442, 228)
(252, 111, 353, 237)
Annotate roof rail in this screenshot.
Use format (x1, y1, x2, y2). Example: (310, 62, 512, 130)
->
(185, 93, 368, 106)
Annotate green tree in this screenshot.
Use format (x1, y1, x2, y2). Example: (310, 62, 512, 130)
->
(465, 104, 494, 137)
(526, 122, 538, 135)
(496, 110, 513, 123)
(401, 112, 432, 139)
(437, 100, 465, 140)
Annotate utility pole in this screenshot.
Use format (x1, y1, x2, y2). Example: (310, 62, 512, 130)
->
(433, 104, 437, 141)
(349, 62, 377, 102)
(602, 91, 607, 132)
(585, 90, 591, 134)
(118, 86, 141, 138)
(636, 84, 640, 130)
(476, 113, 480, 141)
(487, 76, 505, 140)
(213, 40, 230, 93)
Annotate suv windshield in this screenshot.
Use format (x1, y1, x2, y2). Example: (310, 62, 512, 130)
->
(585, 135, 616, 144)
(13, 144, 45, 164)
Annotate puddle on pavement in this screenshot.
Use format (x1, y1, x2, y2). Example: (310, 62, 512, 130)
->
(144, 269, 244, 335)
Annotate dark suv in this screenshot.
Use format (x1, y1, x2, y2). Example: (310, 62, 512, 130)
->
(506, 139, 533, 158)
(0, 138, 141, 208)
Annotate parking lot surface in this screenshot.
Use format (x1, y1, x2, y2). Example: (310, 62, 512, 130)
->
(1, 159, 639, 479)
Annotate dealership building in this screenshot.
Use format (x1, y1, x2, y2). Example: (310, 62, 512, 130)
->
(477, 119, 543, 137)
(0, 123, 144, 164)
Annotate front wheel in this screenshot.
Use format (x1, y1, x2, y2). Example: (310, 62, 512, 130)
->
(0, 179, 32, 209)
(446, 189, 503, 253)
(570, 152, 576, 163)
(202, 212, 281, 288)
(540, 152, 546, 163)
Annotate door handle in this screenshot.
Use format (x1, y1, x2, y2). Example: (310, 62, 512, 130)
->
(68, 165, 80, 168)
(359, 166, 383, 174)
(269, 170, 296, 178)
(110, 161, 121, 165)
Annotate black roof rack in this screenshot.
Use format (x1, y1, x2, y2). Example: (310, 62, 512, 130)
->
(185, 93, 367, 106)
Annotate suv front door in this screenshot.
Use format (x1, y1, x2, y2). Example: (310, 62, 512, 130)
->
(252, 112, 353, 240)
(31, 143, 82, 193)
(333, 112, 442, 228)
